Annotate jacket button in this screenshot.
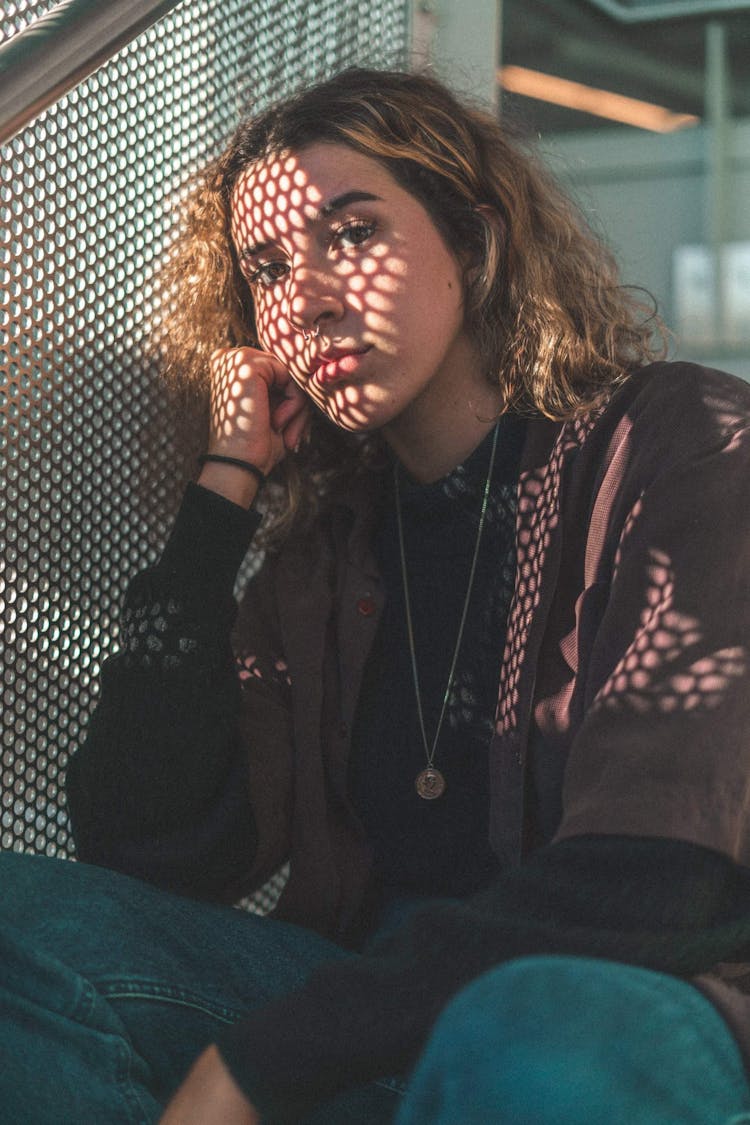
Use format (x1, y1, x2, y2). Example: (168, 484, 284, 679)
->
(356, 595, 376, 617)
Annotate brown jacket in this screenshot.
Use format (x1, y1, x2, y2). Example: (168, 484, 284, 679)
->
(234, 361, 750, 938)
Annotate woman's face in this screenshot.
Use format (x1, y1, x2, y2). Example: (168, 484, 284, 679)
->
(230, 142, 483, 436)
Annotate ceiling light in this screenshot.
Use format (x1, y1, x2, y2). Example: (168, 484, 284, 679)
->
(498, 65, 700, 132)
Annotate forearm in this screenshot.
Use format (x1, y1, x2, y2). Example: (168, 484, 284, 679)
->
(161, 1046, 261, 1125)
(66, 484, 262, 895)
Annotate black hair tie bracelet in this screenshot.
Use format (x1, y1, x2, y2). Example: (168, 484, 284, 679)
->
(197, 454, 266, 487)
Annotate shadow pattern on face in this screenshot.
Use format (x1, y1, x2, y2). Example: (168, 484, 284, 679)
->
(230, 150, 450, 435)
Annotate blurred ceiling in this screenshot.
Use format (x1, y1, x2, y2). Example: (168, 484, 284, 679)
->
(500, 0, 750, 133)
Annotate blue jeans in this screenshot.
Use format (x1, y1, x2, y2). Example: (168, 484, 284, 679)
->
(399, 957, 750, 1125)
(0, 851, 399, 1124)
(2, 851, 750, 1124)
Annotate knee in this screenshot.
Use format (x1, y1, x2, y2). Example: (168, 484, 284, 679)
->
(401, 957, 653, 1125)
(432, 954, 606, 1046)
(402, 956, 750, 1125)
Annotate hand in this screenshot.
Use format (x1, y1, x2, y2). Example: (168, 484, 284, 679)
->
(160, 1044, 261, 1125)
(199, 346, 311, 507)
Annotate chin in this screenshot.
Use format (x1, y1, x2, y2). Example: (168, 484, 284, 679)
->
(329, 416, 380, 435)
(320, 399, 394, 435)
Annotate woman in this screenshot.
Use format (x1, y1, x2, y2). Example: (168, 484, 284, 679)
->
(4, 67, 750, 1124)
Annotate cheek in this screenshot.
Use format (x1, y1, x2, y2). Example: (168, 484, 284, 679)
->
(255, 294, 311, 376)
(253, 293, 280, 350)
(255, 294, 292, 353)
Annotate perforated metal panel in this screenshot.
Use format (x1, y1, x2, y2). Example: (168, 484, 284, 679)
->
(1, 0, 409, 861)
(0, 1, 62, 45)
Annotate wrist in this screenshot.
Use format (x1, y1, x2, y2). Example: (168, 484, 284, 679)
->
(197, 461, 261, 510)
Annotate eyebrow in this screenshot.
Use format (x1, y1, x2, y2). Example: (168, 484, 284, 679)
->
(238, 190, 383, 261)
(239, 240, 272, 262)
(318, 190, 382, 218)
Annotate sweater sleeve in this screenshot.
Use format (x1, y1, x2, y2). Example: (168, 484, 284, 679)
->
(215, 835, 750, 1123)
(66, 483, 266, 901)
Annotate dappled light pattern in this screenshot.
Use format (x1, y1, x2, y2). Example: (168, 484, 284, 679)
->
(593, 547, 746, 716)
(496, 412, 602, 735)
(235, 649, 291, 690)
(210, 350, 273, 443)
(229, 151, 415, 433)
(207, 346, 308, 468)
(496, 415, 747, 738)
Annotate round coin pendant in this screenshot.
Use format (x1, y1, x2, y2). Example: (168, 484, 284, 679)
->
(415, 767, 446, 800)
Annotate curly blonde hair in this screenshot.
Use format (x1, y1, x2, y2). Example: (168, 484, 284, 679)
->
(156, 67, 665, 538)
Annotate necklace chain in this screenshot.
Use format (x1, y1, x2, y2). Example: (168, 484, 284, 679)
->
(394, 424, 499, 799)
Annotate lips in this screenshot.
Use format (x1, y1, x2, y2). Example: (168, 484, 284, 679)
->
(310, 346, 372, 386)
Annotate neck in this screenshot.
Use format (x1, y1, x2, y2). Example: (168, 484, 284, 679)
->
(387, 415, 500, 483)
(383, 353, 504, 483)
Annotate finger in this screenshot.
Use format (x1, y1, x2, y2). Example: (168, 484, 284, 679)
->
(241, 352, 294, 397)
(271, 389, 308, 431)
(282, 407, 312, 453)
(209, 347, 289, 395)
(209, 344, 277, 367)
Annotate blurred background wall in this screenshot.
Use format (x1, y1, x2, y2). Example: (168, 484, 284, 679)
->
(416, 0, 750, 379)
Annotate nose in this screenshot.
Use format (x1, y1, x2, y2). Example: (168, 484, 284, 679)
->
(286, 262, 345, 337)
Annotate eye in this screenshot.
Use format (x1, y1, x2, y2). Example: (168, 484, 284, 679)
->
(333, 219, 376, 248)
(246, 260, 289, 288)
